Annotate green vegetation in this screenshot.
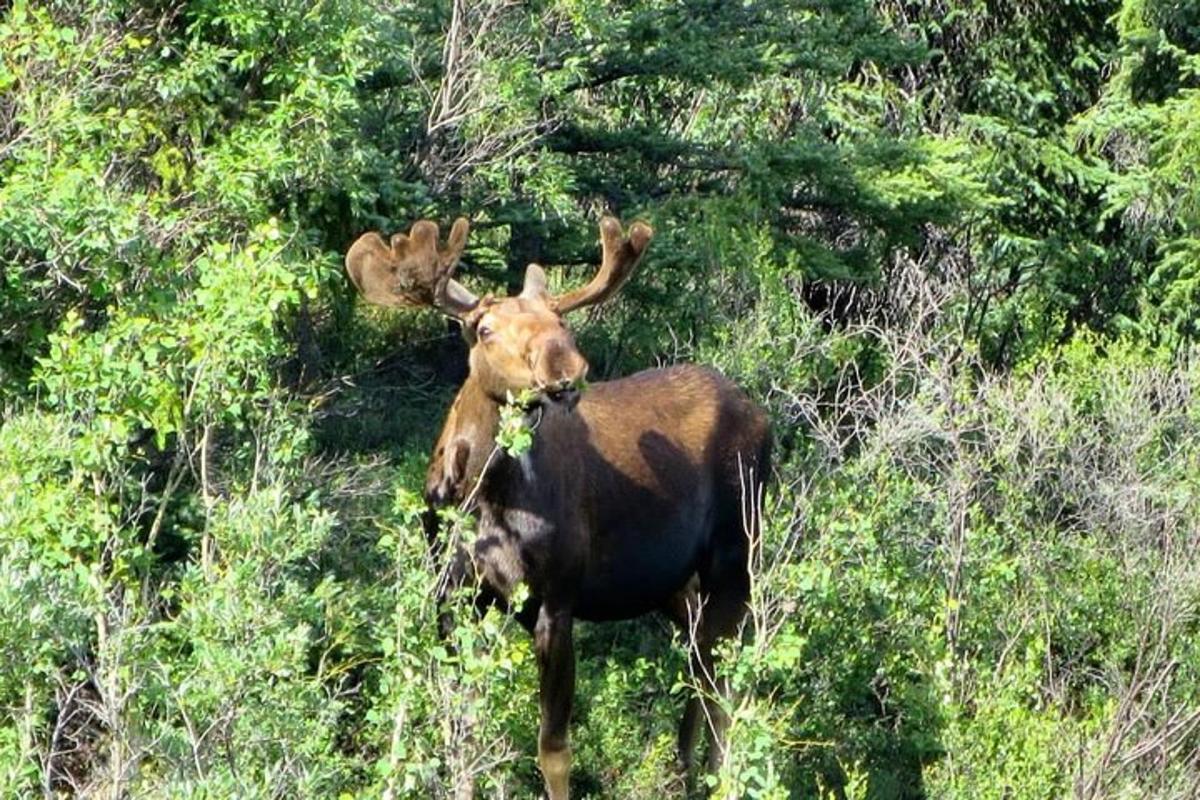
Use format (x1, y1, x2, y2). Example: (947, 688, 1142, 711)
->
(2, 0, 1198, 797)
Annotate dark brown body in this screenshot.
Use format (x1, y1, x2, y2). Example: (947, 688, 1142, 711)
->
(429, 364, 770, 796)
(433, 365, 769, 619)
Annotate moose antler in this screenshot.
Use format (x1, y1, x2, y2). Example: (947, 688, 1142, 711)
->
(345, 217, 479, 318)
(522, 217, 653, 313)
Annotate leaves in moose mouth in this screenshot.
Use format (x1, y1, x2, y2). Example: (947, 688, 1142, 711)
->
(496, 388, 542, 457)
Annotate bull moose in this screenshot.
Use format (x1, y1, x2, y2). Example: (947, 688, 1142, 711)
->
(345, 216, 771, 798)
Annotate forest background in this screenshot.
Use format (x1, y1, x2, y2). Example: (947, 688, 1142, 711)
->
(2, 0, 1199, 797)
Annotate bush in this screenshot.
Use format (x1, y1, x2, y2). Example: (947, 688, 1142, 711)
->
(3, 1, 1199, 798)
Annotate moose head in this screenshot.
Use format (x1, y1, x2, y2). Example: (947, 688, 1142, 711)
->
(345, 216, 653, 409)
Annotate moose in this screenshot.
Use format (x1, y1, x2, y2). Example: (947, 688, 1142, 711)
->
(345, 216, 771, 798)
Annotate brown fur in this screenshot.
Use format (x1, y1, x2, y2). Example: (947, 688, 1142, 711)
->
(348, 218, 771, 799)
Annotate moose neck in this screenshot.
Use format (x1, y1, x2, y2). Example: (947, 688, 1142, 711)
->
(432, 372, 509, 500)
(456, 372, 569, 489)
(441, 368, 583, 505)
(455, 373, 503, 446)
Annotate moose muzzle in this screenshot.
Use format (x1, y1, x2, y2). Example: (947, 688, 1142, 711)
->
(534, 337, 588, 410)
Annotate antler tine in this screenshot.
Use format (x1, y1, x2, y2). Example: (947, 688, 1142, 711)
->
(345, 217, 479, 318)
(432, 217, 478, 316)
(551, 216, 653, 314)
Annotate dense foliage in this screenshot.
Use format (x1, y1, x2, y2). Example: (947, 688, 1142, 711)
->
(2, 0, 1197, 797)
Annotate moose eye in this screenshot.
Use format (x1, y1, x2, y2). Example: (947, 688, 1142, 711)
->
(477, 325, 492, 340)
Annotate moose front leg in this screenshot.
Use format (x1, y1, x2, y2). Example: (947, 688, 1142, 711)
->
(534, 604, 575, 800)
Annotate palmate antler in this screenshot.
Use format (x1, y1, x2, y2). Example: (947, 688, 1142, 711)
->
(521, 217, 654, 313)
(345, 217, 479, 318)
(347, 216, 652, 317)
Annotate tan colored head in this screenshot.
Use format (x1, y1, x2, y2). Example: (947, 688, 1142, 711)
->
(346, 216, 652, 409)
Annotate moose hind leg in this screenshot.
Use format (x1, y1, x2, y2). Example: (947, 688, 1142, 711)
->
(694, 536, 752, 777)
(535, 604, 575, 800)
(664, 580, 706, 775)
(672, 599, 742, 782)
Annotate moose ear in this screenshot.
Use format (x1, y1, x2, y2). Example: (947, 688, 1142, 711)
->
(426, 437, 471, 506)
(521, 263, 548, 299)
